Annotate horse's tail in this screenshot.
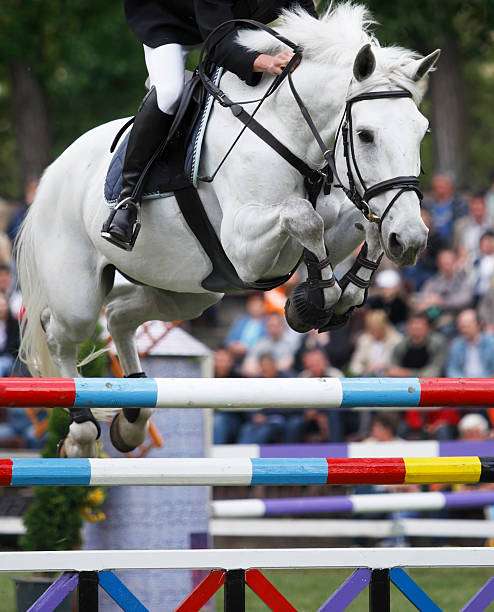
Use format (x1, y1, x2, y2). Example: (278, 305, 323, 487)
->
(15, 171, 60, 378)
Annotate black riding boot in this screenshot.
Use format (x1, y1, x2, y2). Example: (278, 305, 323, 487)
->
(101, 88, 174, 250)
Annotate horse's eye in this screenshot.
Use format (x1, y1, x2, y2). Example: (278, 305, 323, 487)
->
(358, 130, 374, 144)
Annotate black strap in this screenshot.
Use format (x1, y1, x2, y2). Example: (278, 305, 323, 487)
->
(110, 116, 135, 153)
(231, 105, 322, 184)
(174, 186, 296, 293)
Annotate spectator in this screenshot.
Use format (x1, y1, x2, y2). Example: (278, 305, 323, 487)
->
(477, 283, 494, 333)
(446, 309, 494, 378)
(349, 310, 401, 377)
(0, 292, 20, 376)
(367, 414, 400, 442)
(367, 269, 408, 329)
(242, 311, 299, 376)
(0, 264, 22, 319)
(0, 408, 46, 449)
(212, 348, 247, 444)
(296, 348, 347, 442)
(225, 292, 266, 363)
(7, 179, 38, 242)
(423, 173, 467, 245)
(264, 270, 301, 315)
(471, 230, 494, 306)
(403, 209, 446, 292)
(387, 312, 447, 378)
(485, 172, 494, 224)
(453, 192, 492, 263)
(458, 413, 490, 441)
(237, 353, 292, 444)
(415, 249, 473, 335)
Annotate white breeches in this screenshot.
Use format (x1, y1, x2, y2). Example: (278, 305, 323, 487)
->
(144, 43, 189, 114)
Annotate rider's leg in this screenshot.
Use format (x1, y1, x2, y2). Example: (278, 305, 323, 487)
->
(101, 43, 187, 250)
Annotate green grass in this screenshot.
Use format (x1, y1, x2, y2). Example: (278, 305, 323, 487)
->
(1, 566, 493, 611)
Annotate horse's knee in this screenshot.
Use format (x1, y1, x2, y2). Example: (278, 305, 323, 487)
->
(281, 198, 324, 241)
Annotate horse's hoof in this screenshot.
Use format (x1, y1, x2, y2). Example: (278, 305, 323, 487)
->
(56, 434, 98, 458)
(284, 283, 333, 333)
(110, 413, 148, 453)
(285, 297, 314, 333)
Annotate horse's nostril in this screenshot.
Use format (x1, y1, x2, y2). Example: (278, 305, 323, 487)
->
(388, 233, 404, 258)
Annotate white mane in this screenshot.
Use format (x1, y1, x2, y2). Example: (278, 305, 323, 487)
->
(237, 2, 425, 102)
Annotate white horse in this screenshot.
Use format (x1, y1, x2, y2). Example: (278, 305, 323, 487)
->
(16, 3, 439, 457)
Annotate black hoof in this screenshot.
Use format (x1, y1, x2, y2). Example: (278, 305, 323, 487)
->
(109, 413, 138, 453)
(284, 282, 333, 333)
(285, 297, 314, 333)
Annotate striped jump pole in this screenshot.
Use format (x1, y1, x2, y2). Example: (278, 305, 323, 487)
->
(1, 457, 494, 486)
(212, 489, 494, 518)
(0, 377, 493, 409)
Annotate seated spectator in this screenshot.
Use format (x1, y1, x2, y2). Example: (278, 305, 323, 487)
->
(0, 292, 20, 376)
(212, 348, 247, 444)
(0, 408, 46, 449)
(402, 209, 446, 292)
(237, 353, 292, 444)
(423, 173, 467, 245)
(296, 348, 347, 442)
(242, 311, 299, 376)
(446, 309, 494, 378)
(349, 310, 401, 377)
(471, 230, 494, 306)
(225, 292, 267, 364)
(387, 312, 447, 378)
(367, 269, 409, 329)
(366, 414, 400, 442)
(415, 249, 473, 336)
(453, 192, 492, 263)
(458, 413, 490, 441)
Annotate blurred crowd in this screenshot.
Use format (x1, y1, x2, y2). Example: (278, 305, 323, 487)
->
(212, 173, 494, 446)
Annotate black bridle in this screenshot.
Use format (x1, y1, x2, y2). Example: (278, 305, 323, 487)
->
(334, 90, 423, 230)
(198, 20, 423, 229)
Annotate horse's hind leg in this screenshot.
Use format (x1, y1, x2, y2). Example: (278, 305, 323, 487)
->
(43, 266, 113, 457)
(104, 281, 221, 453)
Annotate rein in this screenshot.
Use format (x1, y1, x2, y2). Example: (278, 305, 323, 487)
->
(198, 19, 423, 221)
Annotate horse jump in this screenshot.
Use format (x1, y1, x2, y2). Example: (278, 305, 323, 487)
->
(0, 377, 492, 408)
(1, 456, 493, 486)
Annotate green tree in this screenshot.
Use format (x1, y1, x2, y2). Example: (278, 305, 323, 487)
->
(318, 0, 494, 187)
(0, 1, 146, 198)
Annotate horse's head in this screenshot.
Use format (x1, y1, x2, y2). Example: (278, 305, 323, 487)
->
(335, 44, 440, 267)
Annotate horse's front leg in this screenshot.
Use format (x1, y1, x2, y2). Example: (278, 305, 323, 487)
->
(222, 196, 341, 332)
(330, 224, 384, 326)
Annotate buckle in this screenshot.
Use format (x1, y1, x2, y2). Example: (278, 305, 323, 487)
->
(366, 211, 381, 224)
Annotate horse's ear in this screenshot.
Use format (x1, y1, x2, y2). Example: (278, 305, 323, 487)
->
(353, 44, 376, 81)
(407, 49, 441, 81)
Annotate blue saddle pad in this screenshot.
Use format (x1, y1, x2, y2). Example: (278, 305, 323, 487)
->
(104, 68, 223, 206)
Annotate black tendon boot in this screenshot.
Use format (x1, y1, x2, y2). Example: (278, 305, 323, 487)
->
(101, 87, 174, 250)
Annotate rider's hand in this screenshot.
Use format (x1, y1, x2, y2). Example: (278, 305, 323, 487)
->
(253, 51, 300, 75)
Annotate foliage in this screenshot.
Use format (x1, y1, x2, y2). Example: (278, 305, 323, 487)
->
(0, 1, 493, 197)
(316, 0, 494, 188)
(20, 326, 107, 552)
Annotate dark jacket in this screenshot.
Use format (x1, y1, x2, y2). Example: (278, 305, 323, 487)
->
(124, 0, 317, 85)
